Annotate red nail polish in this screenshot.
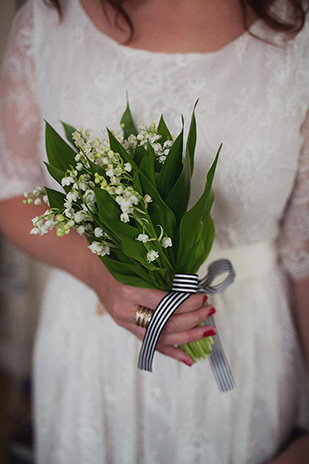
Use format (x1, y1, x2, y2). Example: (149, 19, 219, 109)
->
(208, 307, 216, 316)
(183, 360, 192, 367)
(202, 295, 208, 305)
(203, 328, 216, 337)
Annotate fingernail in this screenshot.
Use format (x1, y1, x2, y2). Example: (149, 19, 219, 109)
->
(202, 295, 208, 305)
(208, 307, 216, 316)
(183, 360, 192, 367)
(203, 328, 216, 337)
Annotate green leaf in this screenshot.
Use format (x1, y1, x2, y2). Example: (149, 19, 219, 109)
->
(164, 102, 199, 223)
(108, 129, 138, 169)
(134, 145, 146, 166)
(186, 99, 198, 177)
(157, 115, 172, 144)
(85, 236, 155, 288)
(139, 175, 176, 237)
(176, 145, 222, 272)
(100, 259, 154, 288)
(86, 156, 107, 179)
(157, 129, 183, 201)
(45, 187, 65, 210)
(139, 141, 156, 185)
(60, 121, 77, 149)
(44, 162, 66, 188)
(111, 247, 166, 286)
(94, 188, 122, 227)
(191, 215, 215, 273)
(120, 97, 137, 139)
(165, 156, 190, 224)
(133, 171, 143, 196)
(108, 129, 176, 237)
(45, 120, 76, 172)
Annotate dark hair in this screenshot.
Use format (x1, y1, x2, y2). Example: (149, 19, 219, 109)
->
(44, 0, 309, 44)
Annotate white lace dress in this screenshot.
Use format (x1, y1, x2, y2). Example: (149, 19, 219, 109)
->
(0, 1, 308, 463)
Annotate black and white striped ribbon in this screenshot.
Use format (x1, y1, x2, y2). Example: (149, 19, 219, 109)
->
(138, 259, 236, 392)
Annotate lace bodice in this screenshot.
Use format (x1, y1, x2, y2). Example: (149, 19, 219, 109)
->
(0, 0, 308, 279)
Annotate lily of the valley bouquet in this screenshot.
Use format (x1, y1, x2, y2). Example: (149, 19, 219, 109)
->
(25, 99, 234, 378)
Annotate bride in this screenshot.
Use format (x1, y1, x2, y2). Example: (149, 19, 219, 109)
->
(0, 0, 308, 462)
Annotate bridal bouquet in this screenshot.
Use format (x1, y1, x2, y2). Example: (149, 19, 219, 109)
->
(24, 100, 224, 366)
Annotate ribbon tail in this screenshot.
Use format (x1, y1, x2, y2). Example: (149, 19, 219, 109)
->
(198, 259, 236, 392)
(202, 315, 236, 392)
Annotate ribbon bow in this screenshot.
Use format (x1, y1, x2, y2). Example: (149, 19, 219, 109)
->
(138, 259, 236, 392)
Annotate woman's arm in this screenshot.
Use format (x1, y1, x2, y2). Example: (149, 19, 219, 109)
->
(0, 196, 95, 285)
(267, 277, 309, 464)
(0, 195, 217, 365)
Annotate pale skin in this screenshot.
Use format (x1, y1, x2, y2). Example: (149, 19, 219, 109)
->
(1, 0, 309, 461)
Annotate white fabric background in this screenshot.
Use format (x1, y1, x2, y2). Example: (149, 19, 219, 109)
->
(0, 0, 308, 463)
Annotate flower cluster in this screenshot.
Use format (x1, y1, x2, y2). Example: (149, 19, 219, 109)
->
(23, 187, 48, 206)
(122, 121, 174, 164)
(25, 117, 174, 263)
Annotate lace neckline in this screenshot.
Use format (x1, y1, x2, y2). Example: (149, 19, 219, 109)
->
(77, 0, 263, 59)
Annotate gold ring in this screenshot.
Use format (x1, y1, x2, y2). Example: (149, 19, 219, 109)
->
(135, 306, 154, 329)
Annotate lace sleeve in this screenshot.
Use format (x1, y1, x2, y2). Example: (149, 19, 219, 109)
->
(279, 108, 309, 280)
(0, 0, 44, 201)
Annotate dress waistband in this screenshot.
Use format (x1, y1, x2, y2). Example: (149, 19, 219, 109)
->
(198, 239, 279, 282)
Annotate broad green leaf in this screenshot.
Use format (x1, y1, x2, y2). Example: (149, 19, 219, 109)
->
(176, 145, 222, 271)
(177, 241, 199, 274)
(165, 103, 198, 222)
(45, 120, 76, 172)
(157, 115, 172, 144)
(108, 129, 176, 237)
(191, 215, 215, 273)
(165, 154, 190, 224)
(107, 221, 139, 241)
(133, 171, 143, 195)
(157, 129, 183, 201)
(85, 237, 155, 288)
(111, 248, 168, 288)
(108, 130, 138, 169)
(119, 234, 165, 271)
(94, 188, 121, 230)
(120, 98, 137, 138)
(101, 264, 154, 288)
(43, 162, 67, 190)
(100, 255, 155, 288)
(139, 141, 156, 185)
(186, 100, 198, 176)
(45, 187, 65, 210)
(60, 121, 77, 149)
(134, 145, 146, 166)
(140, 177, 176, 238)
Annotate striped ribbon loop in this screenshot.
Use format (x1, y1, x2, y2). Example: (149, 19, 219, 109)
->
(138, 259, 236, 392)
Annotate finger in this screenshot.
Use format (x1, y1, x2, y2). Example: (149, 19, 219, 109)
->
(162, 304, 215, 334)
(174, 293, 209, 314)
(134, 291, 208, 319)
(158, 324, 216, 346)
(156, 344, 193, 366)
(122, 322, 194, 365)
(125, 321, 215, 347)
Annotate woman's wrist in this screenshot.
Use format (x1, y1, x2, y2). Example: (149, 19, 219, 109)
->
(80, 240, 118, 300)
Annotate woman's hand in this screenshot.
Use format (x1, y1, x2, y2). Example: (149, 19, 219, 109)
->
(89, 258, 216, 366)
(0, 197, 216, 366)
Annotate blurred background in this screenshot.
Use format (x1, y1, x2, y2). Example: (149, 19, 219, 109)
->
(0, 2, 50, 462)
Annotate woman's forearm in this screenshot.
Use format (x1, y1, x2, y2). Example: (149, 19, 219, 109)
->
(268, 275, 309, 463)
(268, 433, 309, 464)
(291, 276, 309, 368)
(0, 195, 108, 289)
